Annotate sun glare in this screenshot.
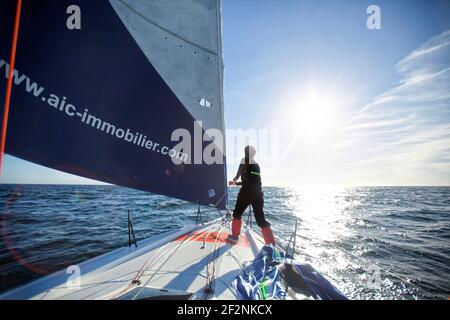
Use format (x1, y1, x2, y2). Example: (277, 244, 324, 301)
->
(276, 81, 352, 184)
(283, 83, 344, 142)
(294, 95, 334, 137)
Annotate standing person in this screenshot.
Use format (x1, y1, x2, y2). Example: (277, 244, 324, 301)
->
(228, 145, 275, 245)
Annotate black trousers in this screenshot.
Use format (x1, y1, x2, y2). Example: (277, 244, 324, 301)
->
(232, 188, 270, 228)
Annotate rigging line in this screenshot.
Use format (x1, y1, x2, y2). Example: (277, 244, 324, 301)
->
(112, 221, 223, 300)
(142, 223, 221, 271)
(181, 231, 207, 247)
(212, 192, 227, 210)
(168, 225, 226, 270)
(199, 224, 224, 299)
(133, 243, 173, 280)
(201, 228, 215, 249)
(58, 270, 140, 300)
(206, 226, 223, 273)
(227, 251, 245, 272)
(210, 224, 226, 271)
(79, 281, 125, 300)
(145, 229, 206, 269)
(108, 243, 173, 300)
(117, 0, 218, 56)
(111, 226, 204, 300)
(216, 208, 225, 222)
(211, 226, 229, 278)
(130, 242, 190, 300)
(195, 208, 214, 214)
(181, 230, 210, 248)
(203, 225, 225, 298)
(0, 0, 22, 174)
(181, 222, 224, 250)
(199, 222, 224, 249)
(131, 224, 214, 300)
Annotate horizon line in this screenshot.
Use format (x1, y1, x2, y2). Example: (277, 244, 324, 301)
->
(0, 182, 449, 188)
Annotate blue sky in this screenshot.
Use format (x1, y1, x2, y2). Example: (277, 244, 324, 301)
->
(1, 0, 450, 186)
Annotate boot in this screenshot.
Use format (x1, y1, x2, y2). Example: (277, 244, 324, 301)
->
(232, 218, 242, 237)
(261, 226, 275, 245)
(228, 218, 242, 244)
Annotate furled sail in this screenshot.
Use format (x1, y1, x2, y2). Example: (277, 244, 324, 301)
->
(0, 0, 227, 209)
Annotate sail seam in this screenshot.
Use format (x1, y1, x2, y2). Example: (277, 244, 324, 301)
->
(117, 0, 219, 56)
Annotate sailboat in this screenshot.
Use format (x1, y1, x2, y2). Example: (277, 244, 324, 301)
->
(0, 0, 347, 300)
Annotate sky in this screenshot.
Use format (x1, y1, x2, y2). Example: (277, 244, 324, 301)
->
(1, 0, 450, 187)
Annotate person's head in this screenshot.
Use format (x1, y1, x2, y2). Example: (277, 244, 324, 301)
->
(245, 145, 256, 161)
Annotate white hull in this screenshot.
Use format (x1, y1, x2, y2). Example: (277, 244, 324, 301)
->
(0, 218, 267, 300)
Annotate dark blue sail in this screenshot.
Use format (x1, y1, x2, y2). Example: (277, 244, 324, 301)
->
(0, 0, 227, 209)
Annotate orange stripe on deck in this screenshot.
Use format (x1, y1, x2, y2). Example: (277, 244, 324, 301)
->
(176, 231, 249, 247)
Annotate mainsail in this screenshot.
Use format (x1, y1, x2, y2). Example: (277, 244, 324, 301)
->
(0, 0, 227, 209)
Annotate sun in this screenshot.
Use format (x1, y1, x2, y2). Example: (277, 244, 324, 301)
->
(293, 94, 334, 137)
(285, 84, 340, 142)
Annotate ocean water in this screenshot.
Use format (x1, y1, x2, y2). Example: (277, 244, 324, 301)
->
(0, 184, 449, 299)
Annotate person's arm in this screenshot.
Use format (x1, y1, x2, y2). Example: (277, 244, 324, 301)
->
(229, 162, 244, 185)
(233, 163, 244, 181)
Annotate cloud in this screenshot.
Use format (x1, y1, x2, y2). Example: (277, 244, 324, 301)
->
(336, 29, 450, 185)
(396, 30, 450, 71)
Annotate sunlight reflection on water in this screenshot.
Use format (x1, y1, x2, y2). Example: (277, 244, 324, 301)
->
(263, 186, 437, 300)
